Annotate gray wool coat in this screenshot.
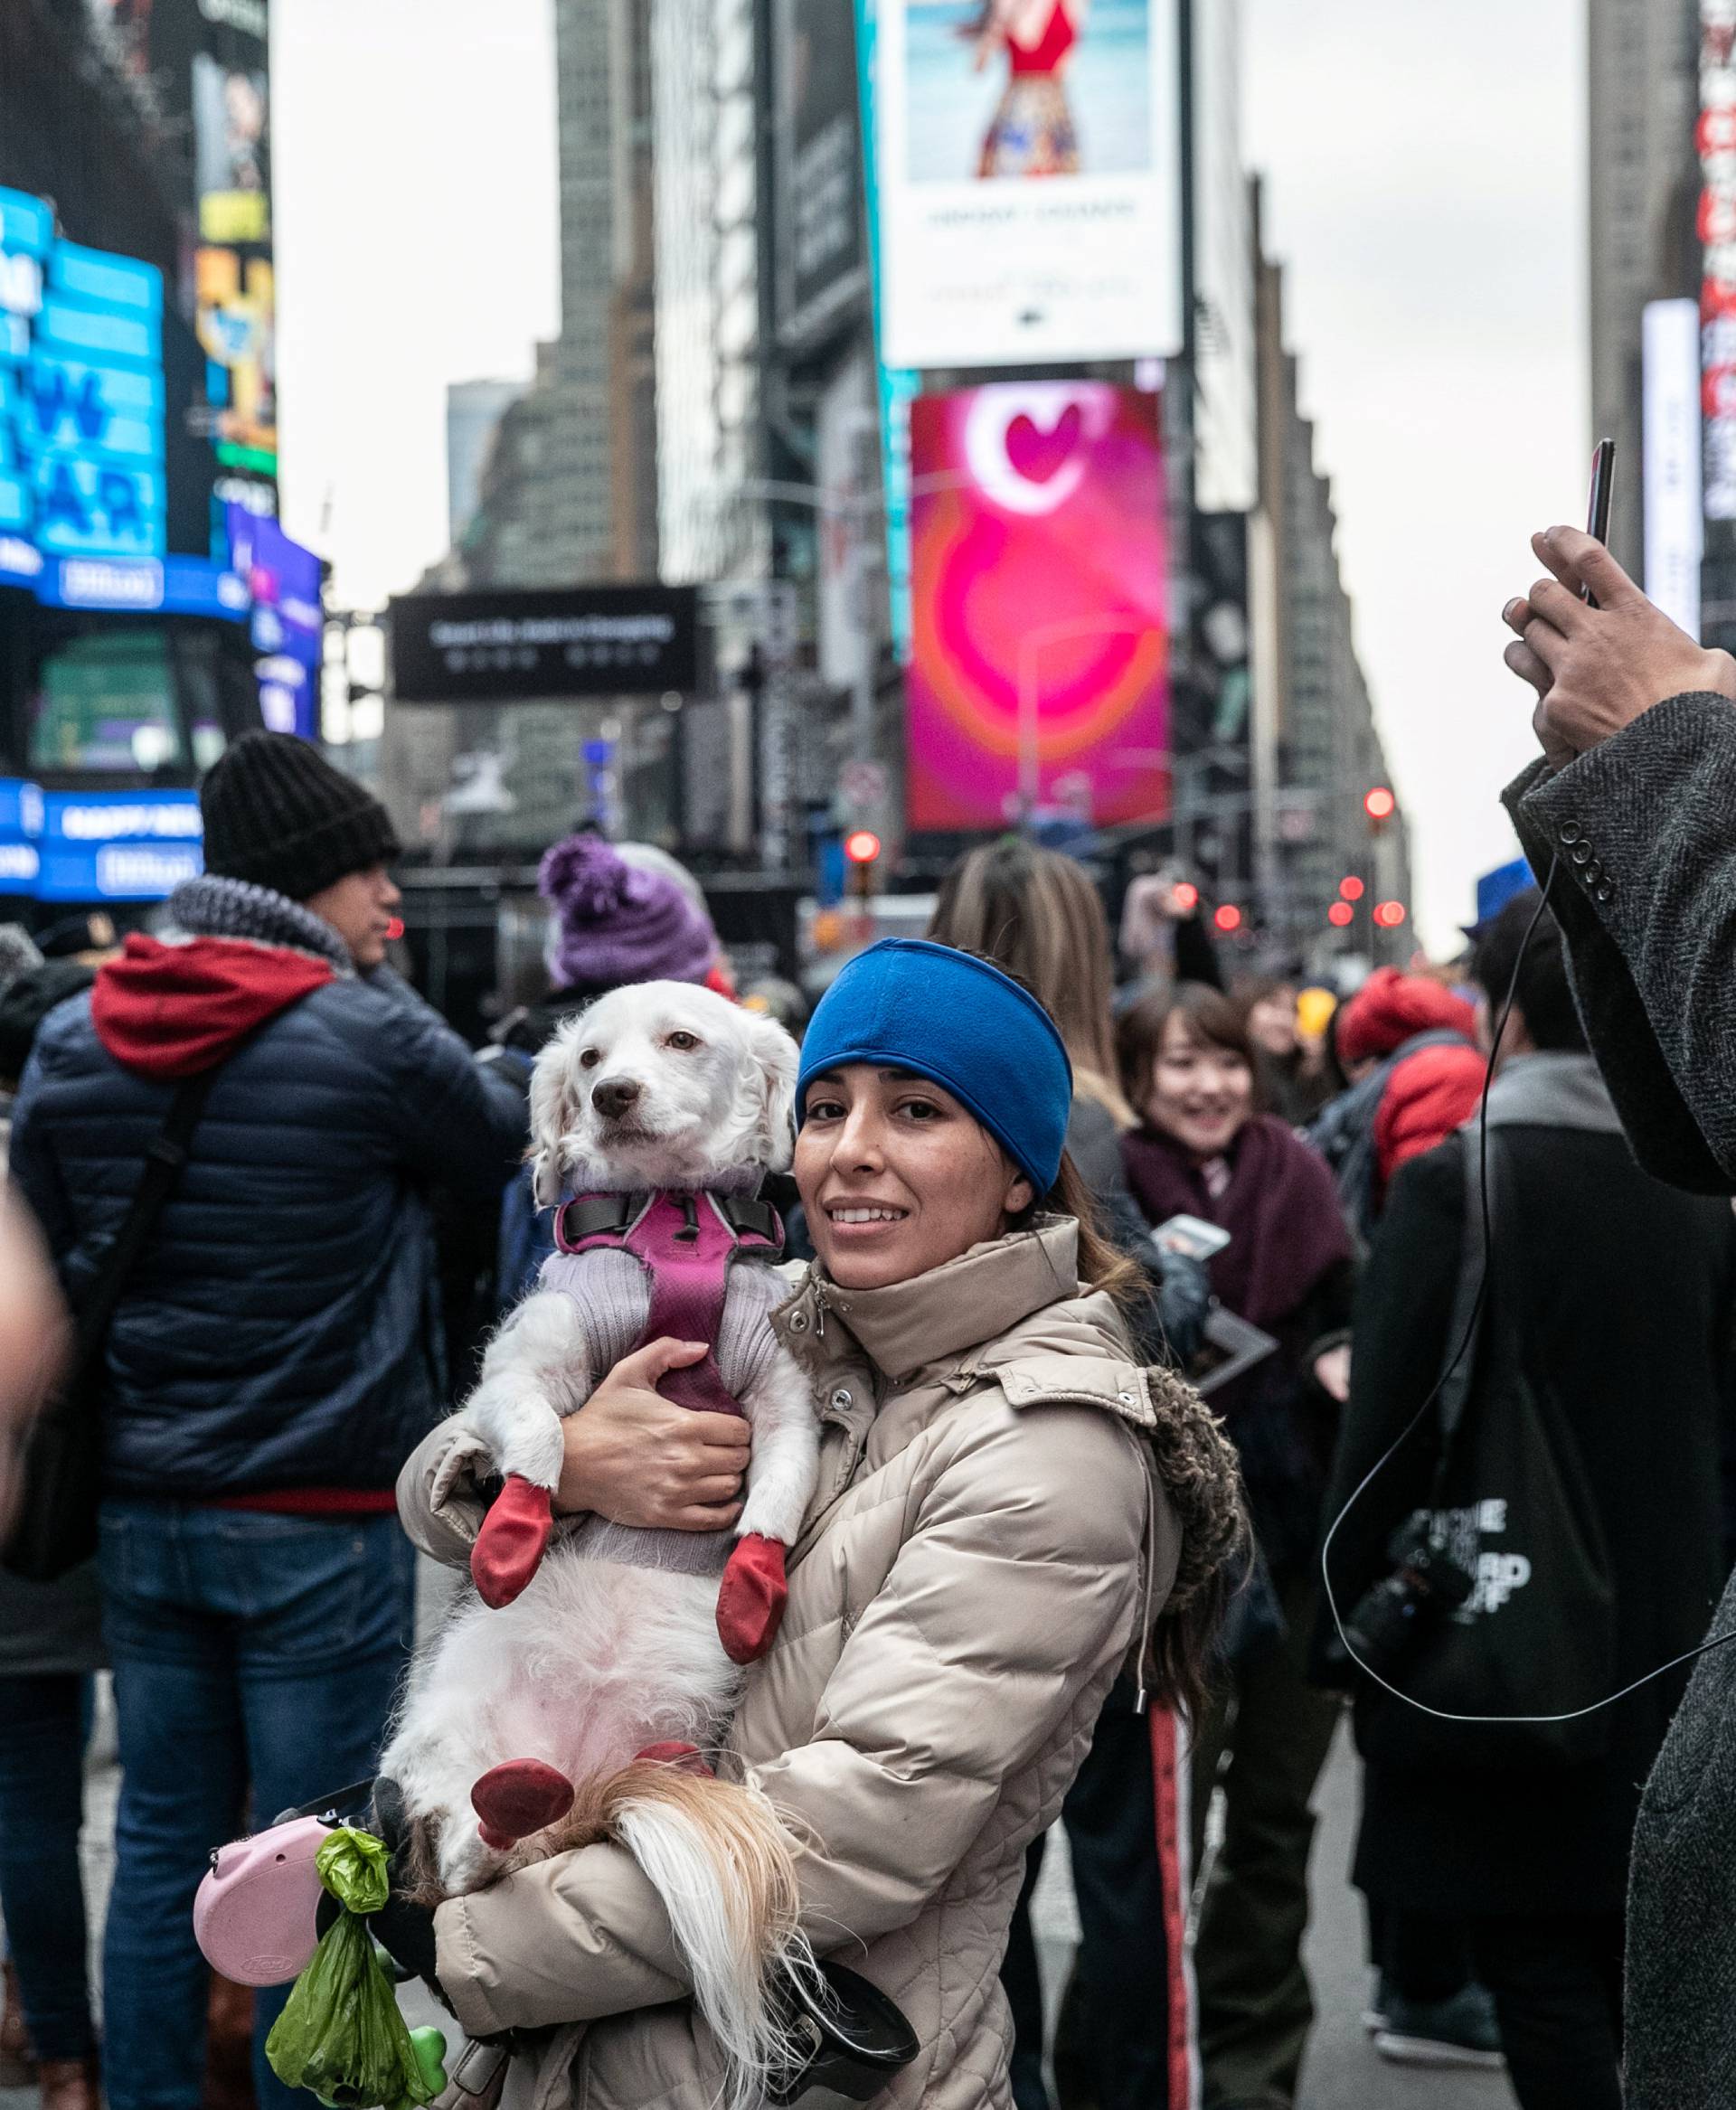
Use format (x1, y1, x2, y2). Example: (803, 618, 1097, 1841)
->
(1505, 692, 1736, 2110)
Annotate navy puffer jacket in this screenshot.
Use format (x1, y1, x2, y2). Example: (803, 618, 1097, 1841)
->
(9, 959, 525, 1500)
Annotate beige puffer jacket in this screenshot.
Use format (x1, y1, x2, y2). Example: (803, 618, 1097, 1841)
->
(402, 1220, 1184, 2110)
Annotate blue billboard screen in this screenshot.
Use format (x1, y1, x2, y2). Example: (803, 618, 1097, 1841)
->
(0, 777, 204, 903)
(0, 189, 169, 565)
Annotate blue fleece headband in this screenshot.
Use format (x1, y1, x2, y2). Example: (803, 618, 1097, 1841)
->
(797, 938, 1073, 1192)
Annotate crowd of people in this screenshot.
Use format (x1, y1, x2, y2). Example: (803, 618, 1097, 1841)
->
(1, 513, 1735, 2110)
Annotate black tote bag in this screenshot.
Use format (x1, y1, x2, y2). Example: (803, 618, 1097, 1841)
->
(1355, 1130, 1618, 1772)
(4, 1069, 215, 1583)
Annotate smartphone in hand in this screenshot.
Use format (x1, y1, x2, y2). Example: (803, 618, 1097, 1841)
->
(1583, 438, 1615, 606)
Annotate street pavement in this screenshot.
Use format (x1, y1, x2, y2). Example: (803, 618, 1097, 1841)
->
(2, 1632, 1519, 2110)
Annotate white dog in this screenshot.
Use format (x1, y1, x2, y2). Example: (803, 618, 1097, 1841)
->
(379, 981, 820, 2104)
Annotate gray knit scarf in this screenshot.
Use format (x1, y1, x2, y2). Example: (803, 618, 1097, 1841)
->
(165, 874, 354, 975)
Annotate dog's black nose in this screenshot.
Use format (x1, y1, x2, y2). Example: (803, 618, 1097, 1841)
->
(592, 1078, 643, 1119)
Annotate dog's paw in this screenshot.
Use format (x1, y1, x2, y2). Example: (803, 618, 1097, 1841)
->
(470, 1758, 576, 1851)
(716, 1534, 789, 1663)
(470, 1475, 554, 1607)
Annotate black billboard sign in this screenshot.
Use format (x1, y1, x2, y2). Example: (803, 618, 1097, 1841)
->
(774, 0, 867, 348)
(389, 585, 702, 703)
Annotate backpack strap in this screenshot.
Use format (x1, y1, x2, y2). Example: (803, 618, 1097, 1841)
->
(1435, 1127, 1498, 1461)
(69, 1068, 220, 1385)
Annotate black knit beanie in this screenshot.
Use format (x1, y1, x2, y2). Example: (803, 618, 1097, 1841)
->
(200, 732, 401, 902)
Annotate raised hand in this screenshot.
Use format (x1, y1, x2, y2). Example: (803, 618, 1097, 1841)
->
(1501, 526, 1736, 764)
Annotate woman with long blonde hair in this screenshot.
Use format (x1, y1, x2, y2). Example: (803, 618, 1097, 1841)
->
(929, 836, 1133, 1119)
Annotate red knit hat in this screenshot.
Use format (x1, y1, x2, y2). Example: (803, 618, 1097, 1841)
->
(1336, 967, 1477, 1069)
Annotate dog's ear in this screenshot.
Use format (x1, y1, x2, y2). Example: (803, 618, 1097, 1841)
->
(527, 1028, 585, 1207)
(738, 1009, 799, 1172)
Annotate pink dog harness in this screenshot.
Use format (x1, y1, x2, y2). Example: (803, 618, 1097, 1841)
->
(552, 1189, 784, 1417)
(468, 1186, 793, 1663)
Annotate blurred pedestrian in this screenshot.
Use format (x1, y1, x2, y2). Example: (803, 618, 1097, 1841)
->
(1307, 966, 1484, 1246)
(0, 945, 99, 2110)
(1294, 958, 1497, 2058)
(490, 832, 723, 1305)
(1495, 523, 1736, 2109)
(929, 839, 1210, 2110)
(6, 731, 524, 2110)
(1318, 890, 1733, 2110)
(0, 927, 94, 1147)
(1118, 870, 1225, 999)
(1238, 978, 1335, 1126)
(1119, 984, 1353, 2110)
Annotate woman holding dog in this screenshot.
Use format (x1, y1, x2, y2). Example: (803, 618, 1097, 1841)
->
(392, 937, 1243, 2109)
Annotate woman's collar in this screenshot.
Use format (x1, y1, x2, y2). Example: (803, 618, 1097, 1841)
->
(776, 1217, 1081, 1379)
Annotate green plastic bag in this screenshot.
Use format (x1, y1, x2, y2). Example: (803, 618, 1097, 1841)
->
(264, 1828, 442, 2110)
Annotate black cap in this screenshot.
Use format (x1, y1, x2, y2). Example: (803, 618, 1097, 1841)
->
(200, 732, 401, 902)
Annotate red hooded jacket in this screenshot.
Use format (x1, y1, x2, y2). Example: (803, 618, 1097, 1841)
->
(1336, 967, 1485, 1202)
(91, 934, 335, 1077)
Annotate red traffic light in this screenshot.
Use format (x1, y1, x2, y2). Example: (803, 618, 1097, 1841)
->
(1327, 901, 1354, 928)
(1212, 903, 1243, 934)
(1373, 900, 1408, 928)
(844, 829, 882, 864)
(385, 916, 405, 941)
(1170, 880, 1200, 915)
(1338, 875, 1364, 902)
(1363, 786, 1396, 823)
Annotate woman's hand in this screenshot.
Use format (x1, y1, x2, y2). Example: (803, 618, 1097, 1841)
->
(1312, 1342, 1352, 1406)
(555, 1338, 751, 1530)
(1502, 527, 1736, 762)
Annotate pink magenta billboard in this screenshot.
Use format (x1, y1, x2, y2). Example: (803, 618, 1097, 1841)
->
(905, 381, 1169, 831)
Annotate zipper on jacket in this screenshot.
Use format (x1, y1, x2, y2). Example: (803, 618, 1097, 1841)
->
(1133, 1466, 1159, 1715)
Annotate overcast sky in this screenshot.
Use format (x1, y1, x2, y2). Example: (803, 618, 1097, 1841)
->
(1242, 0, 1588, 947)
(273, 0, 1587, 952)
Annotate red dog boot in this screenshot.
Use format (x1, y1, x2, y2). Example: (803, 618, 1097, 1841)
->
(470, 1474, 553, 1608)
(471, 1759, 575, 1851)
(716, 1534, 788, 1664)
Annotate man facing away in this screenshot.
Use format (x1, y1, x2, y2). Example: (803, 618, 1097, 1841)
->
(8, 732, 526, 2110)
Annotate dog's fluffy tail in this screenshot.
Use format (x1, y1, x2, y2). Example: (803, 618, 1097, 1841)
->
(552, 1760, 812, 2109)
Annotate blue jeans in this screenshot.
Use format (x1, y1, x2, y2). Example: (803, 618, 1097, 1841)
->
(0, 1675, 96, 2059)
(99, 1502, 414, 2110)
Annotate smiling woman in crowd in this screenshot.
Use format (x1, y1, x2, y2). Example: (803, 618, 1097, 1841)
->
(391, 937, 1244, 2110)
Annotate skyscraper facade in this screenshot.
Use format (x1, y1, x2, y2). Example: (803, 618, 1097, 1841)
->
(1587, 0, 1697, 575)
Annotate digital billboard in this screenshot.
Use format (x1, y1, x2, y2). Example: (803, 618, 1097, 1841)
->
(1643, 297, 1703, 637)
(389, 586, 703, 704)
(231, 504, 321, 738)
(0, 777, 205, 903)
(775, 0, 869, 345)
(906, 381, 1168, 830)
(0, 187, 165, 561)
(0, 184, 249, 617)
(80, 0, 278, 513)
(870, 0, 1181, 368)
